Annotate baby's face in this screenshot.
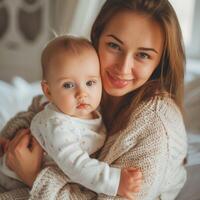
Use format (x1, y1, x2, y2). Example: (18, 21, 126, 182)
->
(45, 49, 102, 119)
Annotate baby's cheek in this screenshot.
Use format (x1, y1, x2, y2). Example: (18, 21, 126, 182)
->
(60, 98, 76, 113)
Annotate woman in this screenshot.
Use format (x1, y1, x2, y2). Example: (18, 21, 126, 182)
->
(0, 0, 187, 199)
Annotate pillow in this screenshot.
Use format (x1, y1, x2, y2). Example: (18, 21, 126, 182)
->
(0, 77, 42, 131)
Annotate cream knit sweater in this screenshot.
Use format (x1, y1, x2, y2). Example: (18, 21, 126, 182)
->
(0, 95, 187, 200)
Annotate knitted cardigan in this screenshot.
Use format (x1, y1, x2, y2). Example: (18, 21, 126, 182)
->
(0, 95, 187, 200)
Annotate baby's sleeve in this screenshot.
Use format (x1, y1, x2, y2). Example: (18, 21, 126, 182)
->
(30, 114, 121, 196)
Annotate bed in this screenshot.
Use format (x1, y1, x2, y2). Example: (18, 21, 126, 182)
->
(0, 59, 200, 199)
(176, 59, 200, 200)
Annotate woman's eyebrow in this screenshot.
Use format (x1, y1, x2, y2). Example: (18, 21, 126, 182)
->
(106, 34, 124, 44)
(139, 47, 158, 54)
(106, 34, 158, 54)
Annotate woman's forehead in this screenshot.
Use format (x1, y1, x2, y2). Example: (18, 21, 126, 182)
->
(104, 11, 158, 33)
(101, 11, 164, 53)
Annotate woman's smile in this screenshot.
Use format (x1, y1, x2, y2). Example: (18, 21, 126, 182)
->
(106, 70, 133, 88)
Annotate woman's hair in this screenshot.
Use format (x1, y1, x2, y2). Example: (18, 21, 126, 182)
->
(91, 0, 185, 132)
(41, 36, 93, 80)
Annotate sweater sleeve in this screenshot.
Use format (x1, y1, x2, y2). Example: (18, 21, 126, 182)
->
(98, 111, 169, 200)
(29, 109, 168, 200)
(30, 165, 96, 200)
(0, 95, 44, 199)
(31, 115, 120, 196)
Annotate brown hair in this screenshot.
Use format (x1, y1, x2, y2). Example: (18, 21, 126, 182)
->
(91, 0, 185, 133)
(41, 36, 94, 80)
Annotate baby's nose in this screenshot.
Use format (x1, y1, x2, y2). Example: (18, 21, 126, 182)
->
(76, 89, 88, 100)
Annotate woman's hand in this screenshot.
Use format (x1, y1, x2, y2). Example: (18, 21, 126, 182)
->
(6, 129, 43, 187)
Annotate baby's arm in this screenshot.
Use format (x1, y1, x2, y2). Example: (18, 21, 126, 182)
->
(31, 114, 142, 197)
(34, 128, 120, 196)
(48, 137, 142, 198)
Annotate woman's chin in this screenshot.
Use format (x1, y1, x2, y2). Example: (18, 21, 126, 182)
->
(104, 85, 129, 97)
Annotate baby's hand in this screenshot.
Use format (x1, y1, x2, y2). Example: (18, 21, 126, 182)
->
(0, 137, 10, 157)
(117, 167, 142, 200)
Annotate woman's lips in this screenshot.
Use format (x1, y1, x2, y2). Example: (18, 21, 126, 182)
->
(107, 71, 132, 88)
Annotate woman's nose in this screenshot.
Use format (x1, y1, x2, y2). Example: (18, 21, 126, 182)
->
(116, 55, 133, 74)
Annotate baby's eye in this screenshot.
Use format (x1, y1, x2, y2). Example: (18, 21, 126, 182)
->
(137, 52, 150, 60)
(86, 80, 96, 87)
(107, 42, 121, 51)
(63, 82, 75, 89)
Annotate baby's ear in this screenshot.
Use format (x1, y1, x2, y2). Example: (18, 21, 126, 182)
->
(41, 80, 51, 101)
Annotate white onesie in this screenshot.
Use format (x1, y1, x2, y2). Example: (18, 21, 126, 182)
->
(0, 103, 120, 196)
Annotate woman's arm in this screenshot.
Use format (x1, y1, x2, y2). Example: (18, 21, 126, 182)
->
(97, 98, 187, 200)
(28, 112, 164, 200)
(6, 130, 43, 187)
(27, 109, 165, 200)
(30, 165, 97, 200)
(0, 129, 43, 199)
(0, 95, 44, 197)
(96, 112, 169, 200)
(3, 98, 184, 200)
(31, 113, 121, 196)
(0, 187, 30, 199)
(4, 129, 96, 200)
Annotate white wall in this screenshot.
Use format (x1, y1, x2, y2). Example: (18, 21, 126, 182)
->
(0, 0, 50, 83)
(0, 0, 104, 83)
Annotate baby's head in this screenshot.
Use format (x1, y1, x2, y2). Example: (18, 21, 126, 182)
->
(41, 36, 102, 119)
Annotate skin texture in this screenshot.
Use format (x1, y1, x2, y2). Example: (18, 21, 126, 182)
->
(98, 11, 164, 97)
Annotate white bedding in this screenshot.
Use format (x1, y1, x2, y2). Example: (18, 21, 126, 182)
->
(0, 77, 42, 130)
(0, 58, 200, 199)
(176, 58, 200, 200)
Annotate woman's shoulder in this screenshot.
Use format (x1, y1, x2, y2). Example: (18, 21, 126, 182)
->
(132, 95, 182, 120)
(127, 95, 186, 138)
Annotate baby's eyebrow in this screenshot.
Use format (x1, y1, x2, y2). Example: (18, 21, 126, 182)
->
(57, 77, 72, 82)
(87, 75, 100, 79)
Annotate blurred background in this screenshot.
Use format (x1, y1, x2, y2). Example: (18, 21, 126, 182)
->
(0, 1, 200, 199)
(0, 0, 105, 82)
(0, 0, 199, 82)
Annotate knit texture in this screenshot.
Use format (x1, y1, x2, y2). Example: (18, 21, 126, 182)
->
(0, 95, 187, 200)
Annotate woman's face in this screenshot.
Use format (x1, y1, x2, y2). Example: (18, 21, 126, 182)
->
(98, 11, 164, 96)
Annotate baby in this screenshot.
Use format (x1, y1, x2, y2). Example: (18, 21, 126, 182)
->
(0, 36, 142, 198)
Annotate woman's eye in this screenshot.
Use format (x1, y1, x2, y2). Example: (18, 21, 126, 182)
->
(86, 80, 96, 87)
(107, 42, 121, 51)
(137, 52, 150, 59)
(63, 82, 75, 89)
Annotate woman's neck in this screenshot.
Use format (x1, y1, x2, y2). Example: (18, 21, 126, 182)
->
(101, 93, 125, 130)
(104, 95, 123, 113)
